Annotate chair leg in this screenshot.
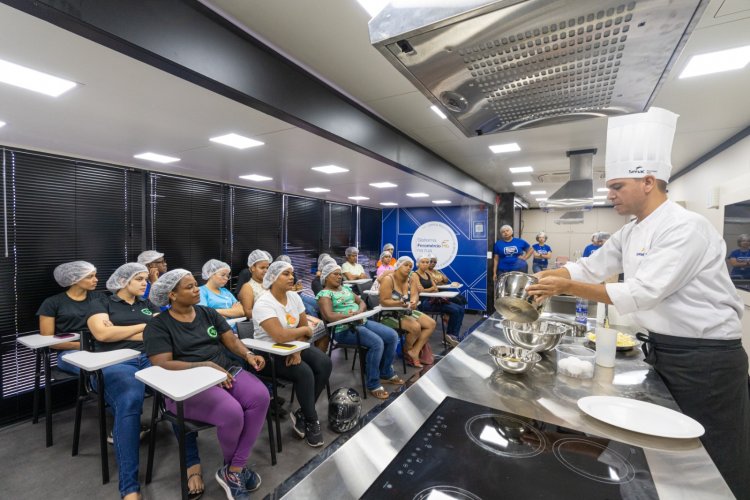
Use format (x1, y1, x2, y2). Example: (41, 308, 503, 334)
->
(351, 349, 358, 371)
(270, 357, 282, 453)
(289, 386, 295, 408)
(326, 382, 331, 400)
(358, 347, 367, 399)
(95, 371, 109, 484)
(177, 402, 189, 500)
(399, 332, 407, 374)
(32, 350, 41, 424)
(72, 372, 86, 456)
(266, 411, 276, 466)
(145, 392, 161, 484)
(43, 349, 53, 447)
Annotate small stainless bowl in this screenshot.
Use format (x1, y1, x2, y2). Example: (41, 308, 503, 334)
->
(502, 319, 568, 353)
(489, 345, 541, 374)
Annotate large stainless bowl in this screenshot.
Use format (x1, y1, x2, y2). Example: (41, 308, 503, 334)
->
(501, 319, 569, 353)
(489, 345, 542, 374)
(494, 272, 548, 322)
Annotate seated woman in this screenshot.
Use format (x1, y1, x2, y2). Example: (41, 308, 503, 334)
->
(237, 249, 272, 323)
(252, 261, 332, 448)
(341, 247, 368, 281)
(312, 254, 335, 296)
(414, 256, 465, 347)
(199, 260, 246, 327)
(316, 262, 403, 400)
(87, 263, 167, 500)
(376, 250, 395, 278)
(137, 250, 167, 300)
(378, 256, 436, 368)
(37, 261, 102, 375)
(426, 255, 467, 307)
(144, 270, 270, 500)
(376, 243, 395, 268)
(234, 250, 272, 296)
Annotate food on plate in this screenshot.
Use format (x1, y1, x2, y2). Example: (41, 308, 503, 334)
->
(587, 331, 637, 348)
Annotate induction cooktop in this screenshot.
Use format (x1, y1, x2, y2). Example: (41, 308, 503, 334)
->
(361, 397, 657, 499)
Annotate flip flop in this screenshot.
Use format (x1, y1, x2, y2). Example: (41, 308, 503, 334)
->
(369, 387, 389, 399)
(187, 472, 204, 500)
(403, 354, 423, 368)
(380, 375, 406, 385)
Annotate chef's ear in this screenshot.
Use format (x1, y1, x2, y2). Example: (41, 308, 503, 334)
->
(642, 175, 658, 193)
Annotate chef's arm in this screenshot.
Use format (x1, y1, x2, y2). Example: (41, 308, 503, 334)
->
(528, 273, 612, 304)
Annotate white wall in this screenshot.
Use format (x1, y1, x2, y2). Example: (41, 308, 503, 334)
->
(521, 208, 631, 262)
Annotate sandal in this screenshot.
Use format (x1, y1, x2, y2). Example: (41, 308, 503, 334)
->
(380, 375, 405, 385)
(369, 387, 390, 399)
(187, 471, 204, 500)
(404, 354, 423, 368)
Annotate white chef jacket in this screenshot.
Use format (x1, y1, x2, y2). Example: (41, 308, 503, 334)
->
(565, 200, 743, 340)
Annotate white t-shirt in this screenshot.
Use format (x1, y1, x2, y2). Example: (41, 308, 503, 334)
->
(252, 291, 305, 342)
(341, 261, 365, 278)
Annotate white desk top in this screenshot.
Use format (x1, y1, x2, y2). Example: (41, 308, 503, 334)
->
(64, 349, 140, 371)
(379, 306, 411, 312)
(363, 289, 380, 296)
(420, 291, 459, 298)
(437, 283, 462, 289)
(17, 333, 81, 349)
(135, 366, 226, 401)
(343, 278, 372, 285)
(241, 339, 310, 356)
(326, 307, 381, 327)
(226, 317, 247, 327)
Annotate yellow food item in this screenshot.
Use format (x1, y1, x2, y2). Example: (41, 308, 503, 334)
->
(586, 331, 637, 347)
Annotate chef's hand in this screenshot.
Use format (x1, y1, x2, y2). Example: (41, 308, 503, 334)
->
(532, 269, 558, 280)
(526, 276, 570, 301)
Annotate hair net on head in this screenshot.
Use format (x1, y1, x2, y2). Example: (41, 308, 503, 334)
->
(201, 259, 230, 280)
(54, 261, 96, 288)
(263, 261, 293, 290)
(738, 234, 750, 245)
(149, 269, 192, 307)
(247, 249, 270, 268)
(500, 224, 513, 233)
(137, 250, 164, 265)
(275, 255, 292, 264)
(320, 256, 336, 269)
(345, 246, 359, 257)
(383, 243, 395, 252)
(106, 263, 148, 294)
(597, 232, 611, 241)
(317, 253, 330, 267)
(536, 232, 547, 241)
(396, 256, 414, 270)
(416, 254, 431, 263)
(320, 261, 342, 285)
(264, 251, 273, 261)
(379, 250, 392, 261)
(591, 232, 599, 242)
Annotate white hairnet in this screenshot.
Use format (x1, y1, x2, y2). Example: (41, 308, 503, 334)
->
(738, 234, 750, 245)
(591, 232, 599, 242)
(320, 256, 336, 268)
(264, 251, 273, 261)
(536, 232, 547, 241)
(345, 246, 359, 257)
(500, 224, 513, 233)
(201, 259, 230, 280)
(596, 232, 611, 241)
(317, 253, 330, 267)
(149, 269, 192, 307)
(137, 250, 164, 265)
(416, 254, 431, 263)
(383, 243, 395, 252)
(53, 261, 96, 288)
(379, 250, 392, 261)
(247, 249, 270, 268)
(106, 263, 148, 293)
(320, 261, 342, 285)
(396, 256, 414, 270)
(263, 261, 293, 289)
(275, 255, 292, 264)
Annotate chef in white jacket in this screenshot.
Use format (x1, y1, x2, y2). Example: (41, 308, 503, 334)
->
(527, 107, 749, 499)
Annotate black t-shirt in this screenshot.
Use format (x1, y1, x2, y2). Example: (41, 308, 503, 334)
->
(144, 305, 234, 370)
(89, 294, 160, 352)
(36, 291, 105, 334)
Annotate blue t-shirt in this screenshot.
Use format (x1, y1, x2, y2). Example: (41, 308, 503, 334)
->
(532, 243, 552, 266)
(493, 238, 530, 272)
(729, 249, 750, 279)
(199, 285, 239, 330)
(582, 243, 600, 258)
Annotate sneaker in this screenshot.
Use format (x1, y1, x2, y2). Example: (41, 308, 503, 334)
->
(239, 467, 261, 492)
(215, 465, 250, 500)
(290, 408, 306, 439)
(445, 334, 460, 347)
(107, 425, 150, 445)
(305, 420, 324, 448)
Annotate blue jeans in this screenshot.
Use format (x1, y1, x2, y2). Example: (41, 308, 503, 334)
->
(301, 294, 319, 317)
(334, 320, 398, 390)
(55, 350, 81, 375)
(420, 299, 465, 336)
(532, 262, 547, 273)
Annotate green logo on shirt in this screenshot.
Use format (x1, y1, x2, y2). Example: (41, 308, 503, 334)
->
(141, 308, 153, 316)
(207, 326, 218, 338)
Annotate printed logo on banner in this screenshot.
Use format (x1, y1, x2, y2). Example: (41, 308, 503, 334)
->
(411, 221, 458, 269)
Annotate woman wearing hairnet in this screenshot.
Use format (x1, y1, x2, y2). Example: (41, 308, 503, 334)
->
(376, 250, 395, 277)
(415, 255, 465, 347)
(532, 232, 552, 273)
(492, 225, 533, 279)
(237, 250, 272, 321)
(312, 255, 336, 296)
(37, 261, 102, 375)
(86, 263, 166, 500)
(252, 261, 332, 448)
(317, 261, 404, 399)
(143, 270, 269, 499)
(582, 232, 610, 257)
(376, 243, 395, 268)
(341, 247, 368, 281)
(199, 260, 245, 326)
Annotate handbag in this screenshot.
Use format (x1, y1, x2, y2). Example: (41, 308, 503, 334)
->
(419, 342, 434, 365)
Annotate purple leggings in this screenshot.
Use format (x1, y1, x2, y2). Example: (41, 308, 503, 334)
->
(166, 370, 270, 467)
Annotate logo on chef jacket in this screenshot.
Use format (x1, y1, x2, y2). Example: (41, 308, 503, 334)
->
(411, 221, 458, 269)
(636, 247, 648, 257)
(140, 308, 153, 316)
(207, 326, 218, 338)
(504, 246, 519, 256)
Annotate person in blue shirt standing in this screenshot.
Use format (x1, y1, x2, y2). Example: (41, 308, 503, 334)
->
(728, 234, 750, 279)
(582, 232, 610, 257)
(531, 232, 552, 273)
(492, 225, 533, 280)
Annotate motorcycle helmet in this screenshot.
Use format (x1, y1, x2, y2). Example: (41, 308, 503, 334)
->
(328, 387, 361, 433)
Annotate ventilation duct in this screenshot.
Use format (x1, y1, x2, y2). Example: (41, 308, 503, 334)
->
(540, 149, 596, 212)
(369, 0, 707, 136)
(554, 211, 585, 225)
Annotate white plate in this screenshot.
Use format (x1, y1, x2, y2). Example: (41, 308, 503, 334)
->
(577, 396, 705, 439)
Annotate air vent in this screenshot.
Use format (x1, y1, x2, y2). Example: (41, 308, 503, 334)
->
(537, 170, 605, 184)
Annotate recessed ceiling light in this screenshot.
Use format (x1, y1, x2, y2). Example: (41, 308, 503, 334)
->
(512, 181, 531, 187)
(239, 174, 272, 182)
(348, 196, 370, 201)
(593, 195, 608, 200)
(0, 58, 77, 97)
(432, 200, 452, 204)
(593, 201, 606, 206)
(0, 121, 5, 128)
(535, 197, 548, 202)
(209, 133, 264, 149)
(679, 45, 750, 79)
(370, 182, 398, 188)
(530, 190, 546, 195)
(304, 187, 330, 193)
(430, 105, 447, 119)
(311, 164, 349, 174)
(406, 192, 429, 198)
(134, 152, 180, 164)
(380, 202, 398, 206)
(489, 142, 521, 154)
(509, 166, 533, 174)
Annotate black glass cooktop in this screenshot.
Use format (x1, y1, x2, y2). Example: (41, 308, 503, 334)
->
(361, 397, 657, 500)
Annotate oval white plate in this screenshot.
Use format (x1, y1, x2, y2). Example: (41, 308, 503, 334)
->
(577, 396, 705, 439)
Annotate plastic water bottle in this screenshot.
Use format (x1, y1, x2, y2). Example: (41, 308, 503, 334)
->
(575, 297, 588, 326)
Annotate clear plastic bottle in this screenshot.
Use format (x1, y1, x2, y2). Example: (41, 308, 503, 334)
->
(575, 297, 589, 326)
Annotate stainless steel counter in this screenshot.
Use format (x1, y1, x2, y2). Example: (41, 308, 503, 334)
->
(282, 314, 733, 499)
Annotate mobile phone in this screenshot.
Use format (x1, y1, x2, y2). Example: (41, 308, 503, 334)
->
(54, 333, 76, 339)
(272, 343, 296, 350)
(227, 365, 242, 378)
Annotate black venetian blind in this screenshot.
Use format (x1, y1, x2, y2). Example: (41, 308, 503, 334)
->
(359, 207, 383, 269)
(230, 186, 282, 274)
(284, 195, 323, 292)
(324, 202, 352, 260)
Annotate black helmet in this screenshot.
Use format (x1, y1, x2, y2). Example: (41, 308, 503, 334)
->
(328, 387, 361, 433)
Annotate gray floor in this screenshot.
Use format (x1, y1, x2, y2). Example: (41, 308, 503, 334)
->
(0, 313, 483, 500)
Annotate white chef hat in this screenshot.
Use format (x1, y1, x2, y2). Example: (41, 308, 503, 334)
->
(605, 107, 679, 183)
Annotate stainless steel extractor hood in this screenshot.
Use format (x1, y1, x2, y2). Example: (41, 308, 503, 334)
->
(369, 0, 707, 137)
(540, 149, 596, 213)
